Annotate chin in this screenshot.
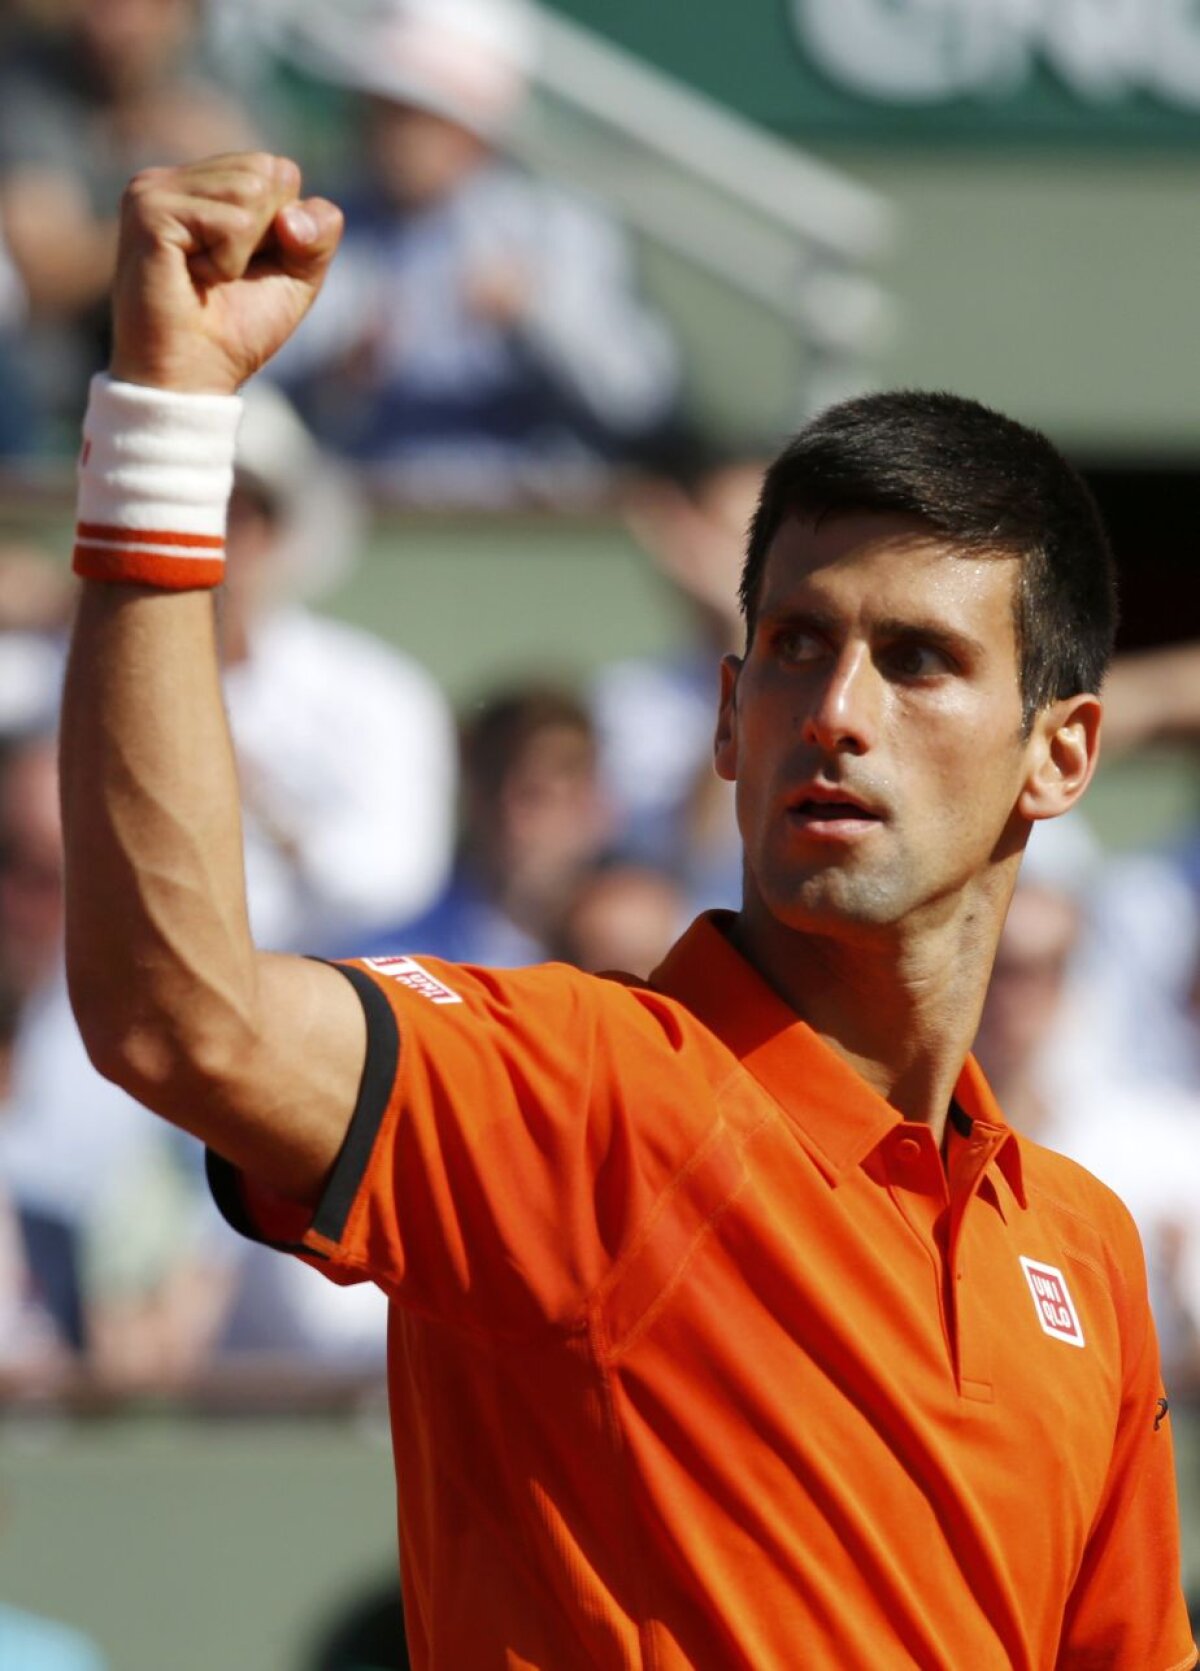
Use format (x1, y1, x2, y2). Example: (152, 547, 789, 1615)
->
(760, 878, 909, 935)
(743, 838, 911, 929)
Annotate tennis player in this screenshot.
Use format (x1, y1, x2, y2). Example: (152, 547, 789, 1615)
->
(60, 153, 1198, 1670)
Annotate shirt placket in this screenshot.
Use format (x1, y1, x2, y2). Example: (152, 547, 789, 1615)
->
(883, 1122, 1002, 1400)
(944, 1125, 1008, 1401)
(883, 1125, 955, 1378)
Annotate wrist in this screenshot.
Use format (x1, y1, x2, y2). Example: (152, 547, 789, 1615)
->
(108, 354, 242, 398)
(73, 374, 242, 590)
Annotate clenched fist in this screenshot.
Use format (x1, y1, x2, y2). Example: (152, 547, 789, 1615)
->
(110, 152, 343, 396)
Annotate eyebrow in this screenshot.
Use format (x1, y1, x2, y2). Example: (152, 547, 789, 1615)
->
(874, 616, 989, 661)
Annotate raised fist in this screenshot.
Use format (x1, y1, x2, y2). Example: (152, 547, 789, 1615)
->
(110, 152, 343, 396)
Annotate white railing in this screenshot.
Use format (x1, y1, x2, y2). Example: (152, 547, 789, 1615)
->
(527, 8, 890, 265)
(264, 0, 896, 411)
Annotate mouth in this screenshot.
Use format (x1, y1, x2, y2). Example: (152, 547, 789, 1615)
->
(792, 798, 879, 821)
(785, 788, 884, 838)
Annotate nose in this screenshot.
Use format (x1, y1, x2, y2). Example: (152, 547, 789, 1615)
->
(802, 643, 878, 756)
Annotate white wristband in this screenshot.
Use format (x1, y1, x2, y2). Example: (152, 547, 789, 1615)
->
(73, 373, 243, 589)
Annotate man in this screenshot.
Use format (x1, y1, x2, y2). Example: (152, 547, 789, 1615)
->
(60, 154, 1196, 1669)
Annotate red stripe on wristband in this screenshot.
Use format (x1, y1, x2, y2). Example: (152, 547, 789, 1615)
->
(73, 535, 225, 590)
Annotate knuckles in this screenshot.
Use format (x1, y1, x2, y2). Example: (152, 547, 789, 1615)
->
(121, 166, 171, 217)
(119, 151, 302, 223)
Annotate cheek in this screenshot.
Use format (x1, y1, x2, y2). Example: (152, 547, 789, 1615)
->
(730, 676, 802, 758)
(911, 697, 1024, 797)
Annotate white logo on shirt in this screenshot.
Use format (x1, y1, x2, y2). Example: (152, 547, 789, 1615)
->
(363, 955, 463, 1006)
(1019, 1256, 1085, 1348)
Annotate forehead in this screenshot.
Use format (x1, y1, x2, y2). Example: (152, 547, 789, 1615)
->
(758, 510, 1019, 629)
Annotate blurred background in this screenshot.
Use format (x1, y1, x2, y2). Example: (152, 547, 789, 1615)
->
(0, 0, 1198, 1665)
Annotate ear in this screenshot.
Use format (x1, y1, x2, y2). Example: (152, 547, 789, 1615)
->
(714, 654, 742, 783)
(1017, 692, 1103, 822)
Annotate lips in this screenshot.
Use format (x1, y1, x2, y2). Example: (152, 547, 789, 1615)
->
(793, 799, 879, 822)
(788, 784, 883, 822)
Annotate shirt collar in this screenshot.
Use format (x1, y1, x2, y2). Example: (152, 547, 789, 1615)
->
(949, 1049, 1027, 1211)
(650, 911, 1025, 1206)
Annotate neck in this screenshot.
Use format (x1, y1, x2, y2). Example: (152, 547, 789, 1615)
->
(730, 895, 1009, 1144)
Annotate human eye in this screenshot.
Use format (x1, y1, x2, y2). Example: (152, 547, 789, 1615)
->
(771, 625, 825, 664)
(881, 638, 955, 681)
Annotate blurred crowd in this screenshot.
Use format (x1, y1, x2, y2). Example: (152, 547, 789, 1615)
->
(0, 0, 1197, 1609)
(0, 0, 687, 493)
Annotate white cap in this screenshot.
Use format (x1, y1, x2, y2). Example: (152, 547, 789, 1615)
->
(307, 0, 538, 139)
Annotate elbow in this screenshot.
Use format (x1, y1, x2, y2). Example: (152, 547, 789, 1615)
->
(68, 964, 256, 1123)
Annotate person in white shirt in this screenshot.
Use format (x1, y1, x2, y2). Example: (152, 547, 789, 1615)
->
(218, 381, 457, 950)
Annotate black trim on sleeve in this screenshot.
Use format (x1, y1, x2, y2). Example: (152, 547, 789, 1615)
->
(310, 962, 400, 1243)
(204, 1147, 306, 1253)
(205, 960, 401, 1254)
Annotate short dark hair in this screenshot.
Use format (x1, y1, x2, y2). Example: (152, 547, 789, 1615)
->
(741, 390, 1118, 727)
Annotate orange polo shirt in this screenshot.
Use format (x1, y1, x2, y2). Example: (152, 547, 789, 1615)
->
(210, 913, 1198, 1671)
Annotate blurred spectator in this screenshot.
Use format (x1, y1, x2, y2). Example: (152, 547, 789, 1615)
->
(0, 0, 257, 448)
(0, 564, 67, 752)
(555, 859, 686, 980)
(0, 730, 118, 1380)
(976, 819, 1200, 1397)
(1069, 846, 1200, 1094)
(0, 726, 235, 1393)
(271, 0, 684, 504)
(591, 460, 758, 908)
(0, 1179, 82, 1384)
(220, 381, 456, 951)
(0, 216, 40, 457)
(359, 681, 610, 967)
(1044, 638, 1200, 1096)
(0, 540, 73, 637)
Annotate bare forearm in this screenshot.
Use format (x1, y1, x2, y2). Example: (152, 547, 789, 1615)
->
(61, 583, 258, 1105)
(60, 581, 366, 1201)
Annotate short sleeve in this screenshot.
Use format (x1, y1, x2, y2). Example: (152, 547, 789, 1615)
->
(209, 955, 658, 1336)
(1056, 1204, 1198, 1669)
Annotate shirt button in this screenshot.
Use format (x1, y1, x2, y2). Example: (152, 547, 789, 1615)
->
(896, 1136, 922, 1163)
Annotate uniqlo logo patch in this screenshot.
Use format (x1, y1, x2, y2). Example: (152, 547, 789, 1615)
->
(363, 955, 462, 1006)
(1019, 1257, 1085, 1348)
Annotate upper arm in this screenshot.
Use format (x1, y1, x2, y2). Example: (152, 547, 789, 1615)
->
(160, 952, 367, 1211)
